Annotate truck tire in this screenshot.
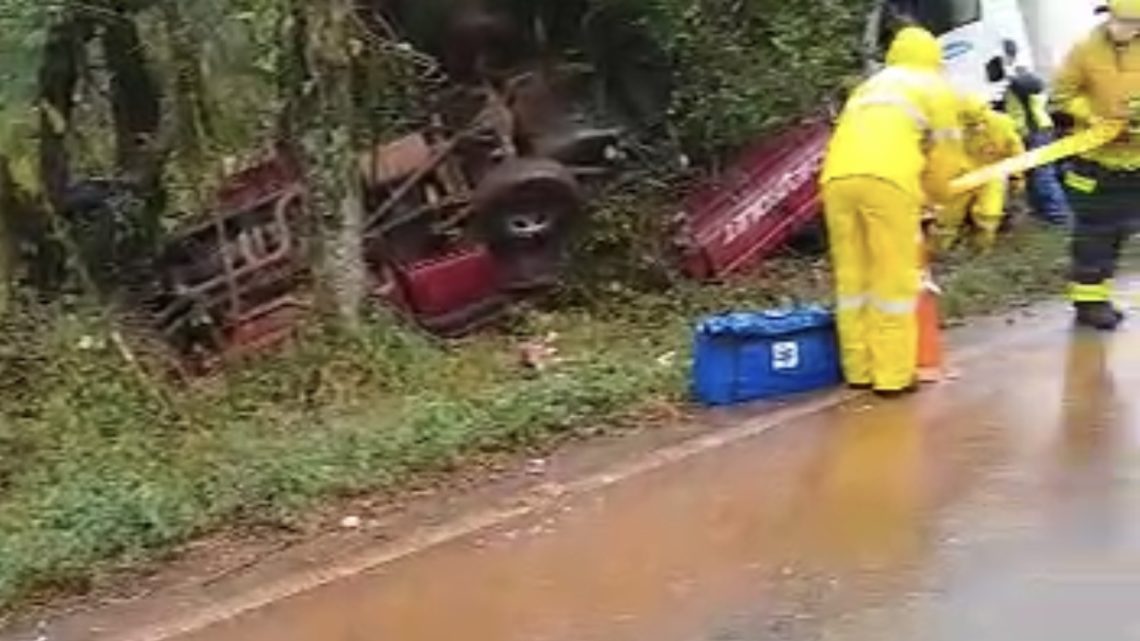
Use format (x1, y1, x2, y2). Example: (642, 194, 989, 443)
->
(470, 158, 583, 248)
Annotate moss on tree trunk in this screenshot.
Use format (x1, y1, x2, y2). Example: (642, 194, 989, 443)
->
(298, 0, 367, 327)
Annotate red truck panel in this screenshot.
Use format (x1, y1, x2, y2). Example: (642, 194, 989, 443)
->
(394, 245, 502, 318)
(377, 245, 508, 337)
(677, 120, 832, 280)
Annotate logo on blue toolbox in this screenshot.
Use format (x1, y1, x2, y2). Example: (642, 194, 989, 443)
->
(771, 341, 801, 371)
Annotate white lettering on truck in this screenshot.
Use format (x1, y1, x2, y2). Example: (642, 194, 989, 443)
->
(720, 144, 825, 247)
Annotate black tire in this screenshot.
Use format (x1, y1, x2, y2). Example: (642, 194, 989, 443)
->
(470, 158, 583, 248)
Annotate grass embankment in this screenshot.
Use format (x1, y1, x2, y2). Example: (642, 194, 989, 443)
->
(0, 224, 1068, 613)
(937, 224, 1069, 318)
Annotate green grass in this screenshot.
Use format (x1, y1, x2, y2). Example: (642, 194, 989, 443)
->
(937, 224, 1070, 319)
(0, 224, 1070, 612)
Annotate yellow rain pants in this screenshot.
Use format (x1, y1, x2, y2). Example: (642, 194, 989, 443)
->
(824, 177, 923, 392)
(934, 179, 1005, 252)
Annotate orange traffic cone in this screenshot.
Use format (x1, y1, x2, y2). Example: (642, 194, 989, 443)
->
(917, 257, 944, 384)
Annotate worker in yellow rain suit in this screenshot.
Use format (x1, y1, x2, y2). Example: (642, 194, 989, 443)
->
(822, 26, 967, 397)
(933, 95, 1026, 254)
(1052, 0, 1140, 330)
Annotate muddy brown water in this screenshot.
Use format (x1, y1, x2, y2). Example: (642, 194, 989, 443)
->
(12, 306, 1140, 641)
(162, 319, 1140, 641)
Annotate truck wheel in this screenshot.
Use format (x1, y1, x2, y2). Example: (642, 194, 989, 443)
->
(471, 158, 583, 247)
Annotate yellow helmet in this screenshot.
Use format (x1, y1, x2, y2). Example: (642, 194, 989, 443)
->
(959, 93, 991, 127)
(1110, 0, 1140, 20)
(886, 26, 944, 71)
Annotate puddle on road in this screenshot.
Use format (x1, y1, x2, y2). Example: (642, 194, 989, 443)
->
(157, 329, 1140, 641)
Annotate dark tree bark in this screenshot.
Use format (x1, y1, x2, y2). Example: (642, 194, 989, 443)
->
(277, 0, 312, 146)
(37, 15, 92, 209)
(101, 7, 163, 175)
(0, 159, 17, 314)
(161, 0, 212, 160)
(33, 4, 167, 296)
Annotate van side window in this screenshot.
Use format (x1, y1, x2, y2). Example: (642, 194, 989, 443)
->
(913, 0, 982, 36)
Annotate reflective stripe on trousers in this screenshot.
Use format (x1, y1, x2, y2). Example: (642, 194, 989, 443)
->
(1065, 160, 1140, 301)
(871, 296, 918, 315)
(1069, 281, 1112, 303)
(837, 295, 916, 315)
(837, 294, 869, 311)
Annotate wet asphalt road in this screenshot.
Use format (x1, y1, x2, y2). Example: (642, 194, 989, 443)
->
(162, 311, 1140, 641)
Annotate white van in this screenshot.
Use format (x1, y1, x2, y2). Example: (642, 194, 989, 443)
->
(866, 0, 1033, 101)
(865, 0, 1104, 98)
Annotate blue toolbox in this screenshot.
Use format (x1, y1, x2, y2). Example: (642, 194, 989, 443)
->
(692, 306, 842, 406)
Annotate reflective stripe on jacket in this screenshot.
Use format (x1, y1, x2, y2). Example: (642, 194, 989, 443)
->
(822, 66, 967, 202)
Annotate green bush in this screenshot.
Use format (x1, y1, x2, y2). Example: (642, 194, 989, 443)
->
(638, 0, 869, 158)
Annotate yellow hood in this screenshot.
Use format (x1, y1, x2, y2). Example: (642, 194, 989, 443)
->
(886, 27, 944, 71)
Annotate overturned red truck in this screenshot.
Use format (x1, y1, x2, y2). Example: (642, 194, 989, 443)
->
(140, 112, 832, 374)
(139, 70, 618, 372)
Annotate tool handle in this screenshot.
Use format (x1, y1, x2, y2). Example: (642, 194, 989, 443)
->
(947, 121, 1126, 196)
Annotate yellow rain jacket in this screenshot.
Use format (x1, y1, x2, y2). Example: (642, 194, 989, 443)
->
(1052, 24, 1140, 169)
(822, 29, 968, 201)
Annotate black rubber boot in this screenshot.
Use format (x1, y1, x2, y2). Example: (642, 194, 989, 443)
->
(1075, 301, 1123, 331)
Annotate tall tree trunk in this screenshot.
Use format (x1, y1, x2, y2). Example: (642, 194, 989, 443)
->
(102, 7, 163, 177)
(277, 0, 311, 146)
(299, 0, 367, 328)
(38, 15, 91, 209)
(160, 0, 210, 174)
(0, 159, 14, 316)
